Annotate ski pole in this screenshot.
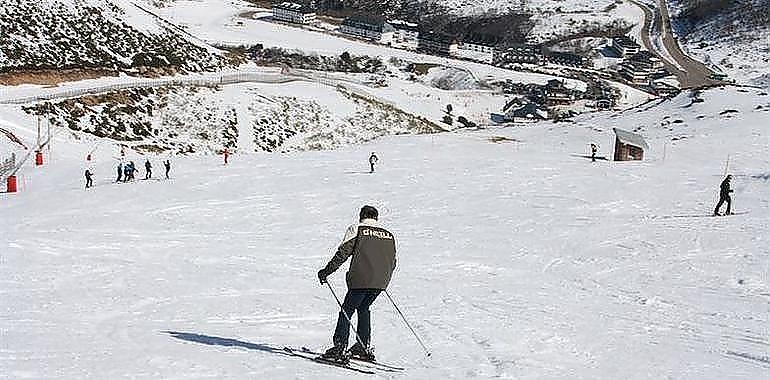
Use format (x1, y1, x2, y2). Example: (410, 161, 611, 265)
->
(384, 290, 432, 357)
(326, 282, 367, 350)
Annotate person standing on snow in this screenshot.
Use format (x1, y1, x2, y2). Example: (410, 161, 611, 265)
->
(85, 169, 94, 189)
(590, 143, 598, 162)
(368, 152, 379, 173)
(116, 162, 123, 183)
(164, 160, 171, 179)
(317, 205, 397, 364)
(144, 159, 152, 180)
(713, 174, 734, 216)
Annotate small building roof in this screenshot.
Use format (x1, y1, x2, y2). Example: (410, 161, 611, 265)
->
(613, 36, 640, 49)
(388, 19, 419, 32)
(499, 44, 540, 54)
(629, 51, 659, 63)
(613, 128, 649, 150)
(273, 2, 314, 14)
(342, 15, 393, 33)
(544, 51, 586, 64)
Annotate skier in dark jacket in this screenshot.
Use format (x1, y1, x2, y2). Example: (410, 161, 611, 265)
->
(368, 152, 378, 173)
(126, 161, 136, 182)
(123, 162, 133, 182)
(144, 159, 152, 180)
(713, 174, 733, 216)
(116, 163, 123, 183)
(590, 143, 598, 162)
(317, 205, 397, 363)
(164, 160, 171, 179)
(85, 169, 93, 189)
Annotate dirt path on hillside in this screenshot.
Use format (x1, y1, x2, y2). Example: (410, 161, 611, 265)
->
(0, 68, 120, 86)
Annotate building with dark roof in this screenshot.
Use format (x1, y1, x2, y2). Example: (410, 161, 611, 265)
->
(544, 79, 578, 105)
(272, 2, 316, 24)
(494, 44, 541, 65)
(629, 50, 668, 79)
(418, 32, 459, 56)
(543, 51, 588, 67)
(340, 16, 395, 44)
(620, 59, 652, 86)
(611, 36, 641, 58)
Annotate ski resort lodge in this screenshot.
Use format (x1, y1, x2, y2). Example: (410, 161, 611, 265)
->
(389, 20, 420, 50)
(339, 16, 395, 44)
(418, 32, 460, 56)
(613, 128, 649, 161)
(456, 34, 500, 64)
(611, 36, 641, 58)
(271, 2, 316, 25)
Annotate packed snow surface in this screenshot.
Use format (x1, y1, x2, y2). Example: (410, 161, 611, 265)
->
(2, 86, 769, 379)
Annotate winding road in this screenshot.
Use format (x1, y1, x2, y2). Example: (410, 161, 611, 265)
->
(629, 0, 721, 88)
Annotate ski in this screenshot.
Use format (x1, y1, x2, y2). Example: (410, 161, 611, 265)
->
(299, 346, 405, 371)
(281, 347, 375, 374)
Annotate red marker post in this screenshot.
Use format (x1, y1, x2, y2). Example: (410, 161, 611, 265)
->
(6, 175, 17, 193)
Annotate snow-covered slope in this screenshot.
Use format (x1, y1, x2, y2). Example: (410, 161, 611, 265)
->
(2, 86, 768, 378)
(0, 0, 224, 76)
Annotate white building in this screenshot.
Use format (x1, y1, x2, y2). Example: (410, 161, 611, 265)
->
(611, 36, 641, 58)
(388, 19, 419, 50)
(456, 35, 499, 64)
(339, 16, 395, 45)
(272, 2, 316, 25)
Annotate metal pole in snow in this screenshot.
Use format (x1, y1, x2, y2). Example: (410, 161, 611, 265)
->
(384, 290, 432, 357)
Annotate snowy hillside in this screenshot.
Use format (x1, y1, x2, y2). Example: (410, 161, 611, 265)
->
(2, 86, 768, 379)
(7, 80, 443, 154)
(669, 0, 770, 85)
(0, 0, 225, 79)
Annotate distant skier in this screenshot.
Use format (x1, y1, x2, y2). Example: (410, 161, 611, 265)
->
(85, 169, 93, 189)
(164, 160, 171, 179)
(144, 159, 152, 180)
(713, 174, 734, 216)
(368, 152, 378, 173)
(317, 205, 397, 364)
(223, 148, 230, 165)
(116, 162, 123, 182)
(590, 143, 598, 162)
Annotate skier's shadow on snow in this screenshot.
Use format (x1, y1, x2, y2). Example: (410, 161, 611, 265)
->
(570, 154, 608, 161)
(164, 331, 290, 357)
(345, 171, 373, 175)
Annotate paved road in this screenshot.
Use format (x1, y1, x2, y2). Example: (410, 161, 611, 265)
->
(629, 0, 720, 88)
(655, 0, 720, 88)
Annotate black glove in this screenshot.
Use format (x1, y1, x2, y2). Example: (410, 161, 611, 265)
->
(317, 268, 331, 284)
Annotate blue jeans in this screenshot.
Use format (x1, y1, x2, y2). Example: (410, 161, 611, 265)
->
(333, 289, 381, 348)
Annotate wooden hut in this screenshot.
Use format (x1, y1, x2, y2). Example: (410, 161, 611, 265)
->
(613, 128, 648, 161)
